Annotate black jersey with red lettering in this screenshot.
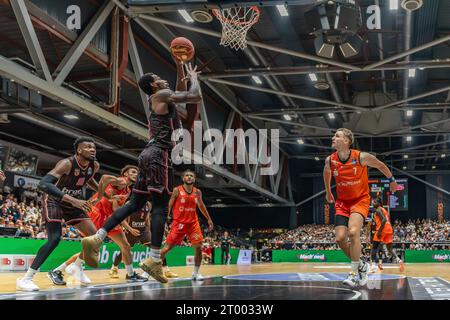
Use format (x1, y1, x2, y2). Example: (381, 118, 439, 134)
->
(147, 101, 182, 150)
(53, 156, 96, 208)
(129, 206, 149, 231)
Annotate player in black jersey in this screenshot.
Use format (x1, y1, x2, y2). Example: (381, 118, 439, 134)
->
(17, 137, 99, 291)
(82, 60, 202, 283)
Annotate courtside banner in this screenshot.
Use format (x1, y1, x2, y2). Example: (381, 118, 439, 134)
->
(405, 250, 450, 263)
(272, 250, 350, 263)
(237, 249, 252, 265)
(0, 238, 196, 271)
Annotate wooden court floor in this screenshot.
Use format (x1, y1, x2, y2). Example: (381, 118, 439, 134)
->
(0, 262, 449, 294)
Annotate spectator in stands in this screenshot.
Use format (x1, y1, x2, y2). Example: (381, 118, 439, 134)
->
(22, 187, 38, 204)
(202, 243, 212, 265)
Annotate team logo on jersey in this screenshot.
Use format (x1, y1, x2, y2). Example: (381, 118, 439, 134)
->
(178, 223, 184, 230)
(180, 198, 186, 203)
(179, 207, 184, 212)
(333, 169, 339, 177)
(74, 169, 80, 177)
(87, 167, 92, 175)
(351, 159, 357, 165)
(76, 177, 85, 186)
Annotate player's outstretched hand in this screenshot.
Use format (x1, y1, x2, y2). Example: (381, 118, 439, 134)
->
(126, 227, 141, 237)
(185, 64, 201, 79)
(207, 219, 214, 232)
(390, 180, 398, 193)
(326, 191, 335, 203)
(71, 198, 92, 213)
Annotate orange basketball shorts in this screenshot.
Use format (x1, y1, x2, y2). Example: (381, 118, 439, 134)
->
(165, 220, 203, 246)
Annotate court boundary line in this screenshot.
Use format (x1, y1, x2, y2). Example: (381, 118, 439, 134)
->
(93, 284, 362, 300)
(223, 272, 406, 282)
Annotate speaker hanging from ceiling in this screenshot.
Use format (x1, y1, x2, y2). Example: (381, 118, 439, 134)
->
(305, 0, 363, 59)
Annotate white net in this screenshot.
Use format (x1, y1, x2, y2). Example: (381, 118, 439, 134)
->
(212, 6, 260, 51)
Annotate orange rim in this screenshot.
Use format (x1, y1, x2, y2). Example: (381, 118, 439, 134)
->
(212, 6, 260, 27)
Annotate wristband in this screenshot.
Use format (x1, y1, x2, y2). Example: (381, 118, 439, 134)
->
(387, 176, 396, 183)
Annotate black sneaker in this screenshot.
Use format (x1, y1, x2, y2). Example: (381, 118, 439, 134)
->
(47, 270, 66, 285)
(126, 272, 148, 282)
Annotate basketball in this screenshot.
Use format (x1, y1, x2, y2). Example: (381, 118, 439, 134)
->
(170, 37, 195, 62)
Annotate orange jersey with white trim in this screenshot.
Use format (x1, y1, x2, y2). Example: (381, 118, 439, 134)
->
(172, 185, 199, 224)
(330, 149, 369, 201)
(92, 183, 130, 216)
(374, 206, 393, 234)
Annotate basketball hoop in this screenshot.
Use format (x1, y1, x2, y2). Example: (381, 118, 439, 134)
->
(212, 6, 260, 50)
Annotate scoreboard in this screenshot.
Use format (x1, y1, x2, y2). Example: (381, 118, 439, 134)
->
(369, 178, 408, 211)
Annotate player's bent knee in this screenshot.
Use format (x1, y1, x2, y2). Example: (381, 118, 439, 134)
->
(347, 227, 360, 238)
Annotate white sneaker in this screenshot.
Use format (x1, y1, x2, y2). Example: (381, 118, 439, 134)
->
(192, 272, 204, 281)
(342, 272, 359, 288)
(369, 264, 378, 273)
(358, 261, 369, 286)
(16, 277, 39, 292)
(141, 272, 149, 278)
(66, 263, 91, 284)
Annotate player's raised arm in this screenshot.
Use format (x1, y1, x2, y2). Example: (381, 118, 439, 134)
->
(154, 65, 201, 104)
(94, 174, 124, 203)
(360, 152, 398, 193)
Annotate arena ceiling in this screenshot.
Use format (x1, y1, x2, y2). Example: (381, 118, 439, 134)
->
(0, 0, 450, 206)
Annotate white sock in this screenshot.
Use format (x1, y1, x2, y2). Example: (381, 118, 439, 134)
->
(150, 249, 161, 262)
(125, 264, 134, 276)
(97, 229, 107, 241)
(74, 257, 84, 268)
(193, 266, 200, 275)
(351, 261, 359, 274)
(358, 259, 365, 268)
(23, 268, 37, 280)
(54, 262, 67, 273)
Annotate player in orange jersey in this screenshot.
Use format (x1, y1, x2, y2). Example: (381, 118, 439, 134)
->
(371, 197, 404, 272)
(160, 169, 214, 281)
(323, 128, 398, 287)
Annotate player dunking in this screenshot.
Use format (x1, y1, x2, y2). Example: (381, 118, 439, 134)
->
(371, 197, 404, 272)
(323, 128, 398, 287)
(17, 137, 99, 291)
(81, 60, 202, 283)
(160, 169, 214, 281)
(48, 165, 147, 285)
(109, 202, 178, 279)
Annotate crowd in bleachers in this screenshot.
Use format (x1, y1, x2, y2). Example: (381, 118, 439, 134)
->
(0, 191, 82, 239)
(268, 219, 450, 250)
(1, 186, 449, 252)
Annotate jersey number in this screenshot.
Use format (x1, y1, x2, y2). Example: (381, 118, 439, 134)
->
(353, 167, 357, 175)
